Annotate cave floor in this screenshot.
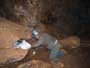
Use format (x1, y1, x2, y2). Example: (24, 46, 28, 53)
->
(0, 46, 90, 68)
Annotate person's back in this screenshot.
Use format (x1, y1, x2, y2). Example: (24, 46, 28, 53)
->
(39, 33, 60, 49)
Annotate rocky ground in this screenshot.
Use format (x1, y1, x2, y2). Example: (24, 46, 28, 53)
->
(0, 46, 90, 68)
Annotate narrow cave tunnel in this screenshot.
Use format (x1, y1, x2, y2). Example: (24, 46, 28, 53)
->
(0, 0, 90, 68)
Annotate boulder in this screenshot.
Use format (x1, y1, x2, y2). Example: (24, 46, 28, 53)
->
(0, 48, 28, 64)
(60, 36, 80, 49)
(0, 18, 32, 48)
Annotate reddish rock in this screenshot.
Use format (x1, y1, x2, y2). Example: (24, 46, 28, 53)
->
(0, 48, 28, 64)
(0, 18, 32, 48)
(0, 18, 31, 64)
(60, 36, 80, 49)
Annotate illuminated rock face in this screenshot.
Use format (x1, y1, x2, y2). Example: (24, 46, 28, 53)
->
(0, 18, 31, 64)
(0, 48, 27, 64)
(0, 18, 31, 48)
(60, 36, 80, 49)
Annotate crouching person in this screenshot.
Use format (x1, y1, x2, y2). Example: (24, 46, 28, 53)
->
(31, 29, 65, 61)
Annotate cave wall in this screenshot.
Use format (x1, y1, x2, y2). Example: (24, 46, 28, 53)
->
(0, 0, 15, 20)
(0, 0, 89, 39)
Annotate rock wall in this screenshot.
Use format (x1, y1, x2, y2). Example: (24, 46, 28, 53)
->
(0, 0, 89, 39)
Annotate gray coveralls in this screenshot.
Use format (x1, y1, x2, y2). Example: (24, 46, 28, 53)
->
(33, 33, 64, 60)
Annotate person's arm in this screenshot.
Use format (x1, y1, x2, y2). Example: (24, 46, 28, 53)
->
(32, 37, 43, 47)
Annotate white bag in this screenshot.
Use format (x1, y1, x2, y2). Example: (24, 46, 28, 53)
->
(14, 40, 31, 50)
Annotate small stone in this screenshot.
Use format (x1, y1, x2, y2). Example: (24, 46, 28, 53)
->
(32, 51, 36, 56)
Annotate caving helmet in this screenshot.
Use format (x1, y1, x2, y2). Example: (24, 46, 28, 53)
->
(32, 30, 39, 36)
(32, 29, 40, 39)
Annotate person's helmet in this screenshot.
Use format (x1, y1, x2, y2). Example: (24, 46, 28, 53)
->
(32, 29, 39, 37)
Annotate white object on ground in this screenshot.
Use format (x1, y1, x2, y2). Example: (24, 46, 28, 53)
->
(14, 40, 31, 50)
(32, 51, 36, 55)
